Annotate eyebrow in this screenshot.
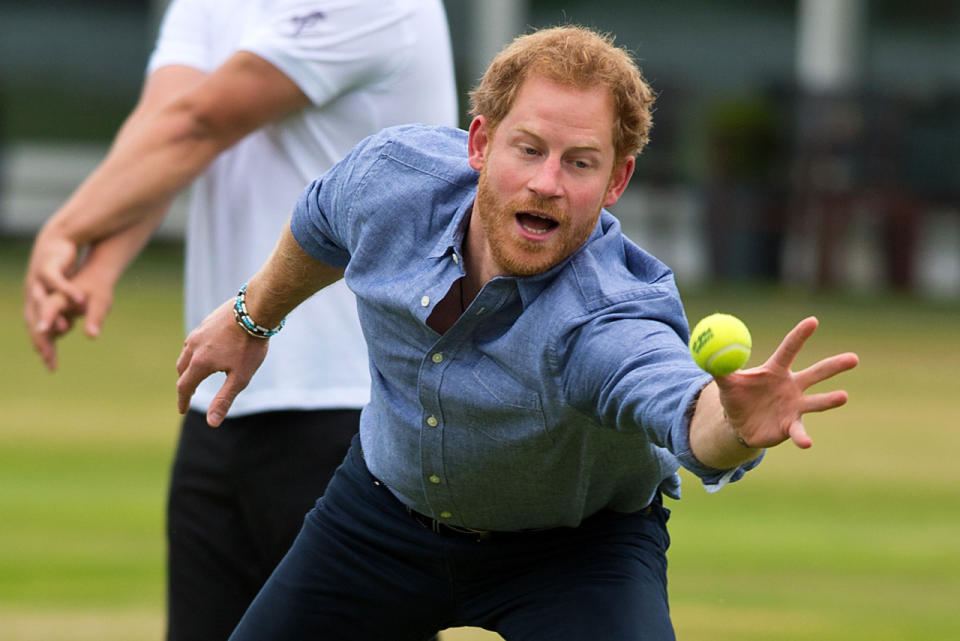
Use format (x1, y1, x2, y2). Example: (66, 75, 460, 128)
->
(514, 126, 604, 154)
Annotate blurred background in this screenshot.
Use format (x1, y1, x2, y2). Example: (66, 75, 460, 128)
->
(2, 2, 959, 641)
(2, 0, 959, 297)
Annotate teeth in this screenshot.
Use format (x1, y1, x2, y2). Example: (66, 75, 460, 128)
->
(518, 212, 556, 235)
(520, 223, 550, 234)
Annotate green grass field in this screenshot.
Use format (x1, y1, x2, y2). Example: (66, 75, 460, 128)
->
(2, 238, 958, 640)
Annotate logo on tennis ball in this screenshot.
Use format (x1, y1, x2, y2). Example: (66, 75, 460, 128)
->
(689, 313, 752, 376)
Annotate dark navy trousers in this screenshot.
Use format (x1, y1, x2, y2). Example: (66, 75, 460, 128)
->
(229, 435, 675, 641)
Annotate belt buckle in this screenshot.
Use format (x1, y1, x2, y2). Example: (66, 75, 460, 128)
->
(407, 506, 493, 541)
(472, 529, 492, 542)
(444, 522, 495, 542)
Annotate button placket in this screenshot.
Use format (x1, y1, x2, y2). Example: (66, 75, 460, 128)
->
(418, 325, 456, 520)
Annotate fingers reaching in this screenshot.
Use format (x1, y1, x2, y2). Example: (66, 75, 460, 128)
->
(795, 352, 860, 390)
(801, 390, 850, 414)
(787, 419, 813, 449)
(766, 316, 819, 372)
(715, 316, 858, 454)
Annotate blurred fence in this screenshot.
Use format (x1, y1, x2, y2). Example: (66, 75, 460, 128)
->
(1, 1, 959, 299)
(628, 82, 960, 298)
(2, 134, 958, 298)
(0, 142, 188, 240)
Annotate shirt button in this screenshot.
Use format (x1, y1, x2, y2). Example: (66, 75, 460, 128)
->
(420, 295, 430, 307)
(426, 416, 439, 427)
(439, 511, 452, 519)
(431, 352, 443, 364)
(428, 475, 441, 484)
(452, 254, 459, 264)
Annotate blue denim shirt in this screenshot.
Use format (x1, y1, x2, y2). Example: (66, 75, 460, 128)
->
(291, 125, 760, 531)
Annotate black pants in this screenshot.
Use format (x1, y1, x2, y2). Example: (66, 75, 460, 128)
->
(166, 408, 360, 641)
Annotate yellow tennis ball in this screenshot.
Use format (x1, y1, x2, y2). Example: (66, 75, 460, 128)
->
(689, 313, 752, 376)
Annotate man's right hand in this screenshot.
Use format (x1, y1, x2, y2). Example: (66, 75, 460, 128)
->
(176, 298, 270, 427)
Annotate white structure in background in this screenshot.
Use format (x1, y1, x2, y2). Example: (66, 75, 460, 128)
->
(796, 0, 865, 92)
(1, 143, 188, 239)
(613, 186, 707, 289)
(1, 0, 956, 296)
(788, 0, 960, 296)
(468, 0, 526, 83)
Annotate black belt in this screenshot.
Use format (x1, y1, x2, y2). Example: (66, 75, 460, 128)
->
(403, 505, 508, 542)
(403, 492, 662, 542)
(371, 477, 528, 542)
(369, 470, 659, 543)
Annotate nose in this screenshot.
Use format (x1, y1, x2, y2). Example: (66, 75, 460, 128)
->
(527, 157, 563, 199)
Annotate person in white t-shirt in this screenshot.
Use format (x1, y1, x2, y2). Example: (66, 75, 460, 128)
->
(22, 1, 457, 639)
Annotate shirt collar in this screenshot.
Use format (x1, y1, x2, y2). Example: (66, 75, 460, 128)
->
(427, 186, 476, 263)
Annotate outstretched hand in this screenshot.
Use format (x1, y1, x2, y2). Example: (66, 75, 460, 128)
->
(716, 316, 859, 450)
(176, 298, 270, 427)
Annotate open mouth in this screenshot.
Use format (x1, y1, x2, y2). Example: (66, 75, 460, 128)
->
(516, 211, 559, 237)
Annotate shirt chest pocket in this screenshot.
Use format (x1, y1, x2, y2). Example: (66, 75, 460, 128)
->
(466, 355, 551, 445)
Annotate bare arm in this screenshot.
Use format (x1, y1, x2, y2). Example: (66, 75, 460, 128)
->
(176, 224, 345, 426)
(25, 52, 310, 366)
(688, 317, 859, 470)
(26, 53, 309, 305)
(42, 52, 309, 248)
(24, 65, 190, 368)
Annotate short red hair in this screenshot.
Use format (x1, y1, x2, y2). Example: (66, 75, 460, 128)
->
(469, 25, 655, 161)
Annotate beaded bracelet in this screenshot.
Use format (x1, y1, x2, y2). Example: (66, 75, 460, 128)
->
(233, 282, 285, 339)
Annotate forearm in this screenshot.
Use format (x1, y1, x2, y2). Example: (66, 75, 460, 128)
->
(43, 103, 222, 246)
(239, 223, 345, 328)
(79, 205, 171, 286)
(688, 381, 763, 470)
(44, 52, 307, 247)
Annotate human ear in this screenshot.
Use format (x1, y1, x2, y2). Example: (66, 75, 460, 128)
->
(603, 157, 636, 207)
(467, 116, 489, 171)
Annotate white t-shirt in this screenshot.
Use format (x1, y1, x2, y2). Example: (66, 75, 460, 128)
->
(148, 0, 458, 415)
